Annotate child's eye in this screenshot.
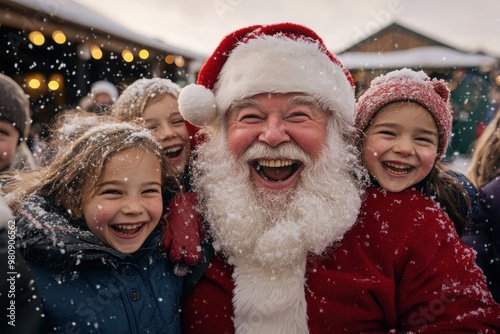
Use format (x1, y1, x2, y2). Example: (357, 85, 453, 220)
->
(378, 130, 395, 136)
(101, 189, 121, 195)
(416, 137, 436, 144)
(172, 119, 185, 125)
(143, 188, 160, 194)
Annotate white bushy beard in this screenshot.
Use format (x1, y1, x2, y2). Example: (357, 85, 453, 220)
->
(191, 119, 366, 269)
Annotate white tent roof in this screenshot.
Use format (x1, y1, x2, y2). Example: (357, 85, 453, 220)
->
(338, 46, 498, 69)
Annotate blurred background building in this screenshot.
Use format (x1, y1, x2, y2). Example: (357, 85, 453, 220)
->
(0, 0, 204, 132)
(337, 23, 499, 156)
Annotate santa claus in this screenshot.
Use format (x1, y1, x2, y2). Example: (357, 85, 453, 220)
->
(175, 23, 500, 333)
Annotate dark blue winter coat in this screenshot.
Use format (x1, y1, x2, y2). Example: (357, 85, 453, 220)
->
(463, 176, 500, 302)
(15, 195, 182, 334)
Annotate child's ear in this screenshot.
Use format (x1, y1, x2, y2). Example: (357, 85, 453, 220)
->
(61, 198, 83, 218)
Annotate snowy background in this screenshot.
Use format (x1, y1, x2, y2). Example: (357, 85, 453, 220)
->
(74, 0, 500, 57)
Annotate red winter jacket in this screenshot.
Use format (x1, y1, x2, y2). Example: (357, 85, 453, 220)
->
(182, 187, 500, 333)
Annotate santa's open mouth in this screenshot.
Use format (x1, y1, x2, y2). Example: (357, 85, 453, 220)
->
(252, 158, 301, 182)
(111, 223, 145, 236)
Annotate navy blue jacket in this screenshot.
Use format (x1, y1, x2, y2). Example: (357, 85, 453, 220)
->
(16, 195, 182, 334)
(463, 176, 500, 302)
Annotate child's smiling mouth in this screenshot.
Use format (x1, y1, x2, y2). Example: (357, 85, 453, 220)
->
(111, 223, 145, 235)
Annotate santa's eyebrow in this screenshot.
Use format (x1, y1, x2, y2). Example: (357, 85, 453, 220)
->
(227, 98, 258, 113)
(286, 95, 320, 109)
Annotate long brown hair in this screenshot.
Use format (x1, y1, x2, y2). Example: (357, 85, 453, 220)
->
(423, 162, 471, 236)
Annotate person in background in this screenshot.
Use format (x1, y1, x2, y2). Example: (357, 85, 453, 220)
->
(175, 22, 500, 333)
(112, 77, 203, 266)
(79, 80, 119, 113)
(464, 109, 500, 302)
(1, 123, 183, 333)
(354, 68, 473, 236)
(0, 73, 36, 172)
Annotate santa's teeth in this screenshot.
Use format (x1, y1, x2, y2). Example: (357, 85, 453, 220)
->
(257, 159, 294, 167)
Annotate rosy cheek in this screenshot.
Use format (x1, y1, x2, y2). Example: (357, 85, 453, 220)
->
(226, 136, 245, 156)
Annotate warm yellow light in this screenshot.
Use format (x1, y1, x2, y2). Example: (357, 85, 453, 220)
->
(28, 31, 45, 46)
(139, 49, 149, 60)
(48, 80, 60, 91)
(52, 30, 66, 44)
(164, 54, 174, 64)
(90, 44, 103, 60)
(495, 75, 500, 86)
(447, 81, 458, 91)
(122, 49, 134, 62)
(174, 56, 185, 68)
(28, 78, 41, 89)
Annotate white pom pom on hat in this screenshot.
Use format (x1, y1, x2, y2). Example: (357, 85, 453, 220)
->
(179, 23, 356, 127)
(177, 84, 217, 126)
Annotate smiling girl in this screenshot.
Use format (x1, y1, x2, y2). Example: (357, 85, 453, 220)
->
(355, 68, 473, 236)
(1, 122, 183, 333)
(112, 78, 204, 266)
(112, 78, 191, 177)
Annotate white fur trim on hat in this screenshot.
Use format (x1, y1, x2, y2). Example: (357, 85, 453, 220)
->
(180, 35, 355, 126)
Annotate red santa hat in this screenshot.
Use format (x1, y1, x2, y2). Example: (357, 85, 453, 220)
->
(178, 23, 355, 127)
(355, 68, 452, 158)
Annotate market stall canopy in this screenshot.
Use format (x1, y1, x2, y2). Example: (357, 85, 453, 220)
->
(338, 46, 498, 70)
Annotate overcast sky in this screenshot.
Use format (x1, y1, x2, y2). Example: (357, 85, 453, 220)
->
(75, 0, 500, 58)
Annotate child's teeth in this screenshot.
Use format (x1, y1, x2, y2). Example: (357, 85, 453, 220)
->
(115, 224, 141, 230)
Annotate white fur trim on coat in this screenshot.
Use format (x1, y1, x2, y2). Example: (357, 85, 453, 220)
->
(231, 257, 309, 334)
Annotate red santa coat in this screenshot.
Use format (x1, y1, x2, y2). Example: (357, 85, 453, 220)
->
(182, 187, 500, 333)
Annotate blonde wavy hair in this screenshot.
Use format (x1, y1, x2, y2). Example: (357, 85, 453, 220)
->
(466, 110, 500, 189)
(111, 77, 180, 123)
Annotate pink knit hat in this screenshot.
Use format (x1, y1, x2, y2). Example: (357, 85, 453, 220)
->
(178, 23, 355, 127)
(355, 68, 452, 158)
